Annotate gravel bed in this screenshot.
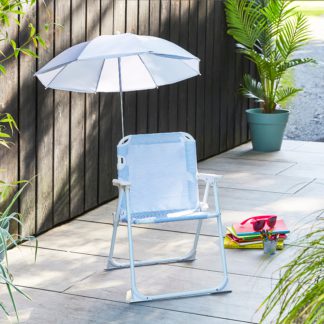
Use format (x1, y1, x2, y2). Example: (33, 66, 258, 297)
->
(284, 16, 324, 142)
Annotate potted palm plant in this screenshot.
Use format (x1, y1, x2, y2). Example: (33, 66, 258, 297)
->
(224, 0, 315, 152)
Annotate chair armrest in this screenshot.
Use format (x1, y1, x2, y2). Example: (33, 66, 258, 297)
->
(112, 179, 131, 188)
(197, 172, 222, 184)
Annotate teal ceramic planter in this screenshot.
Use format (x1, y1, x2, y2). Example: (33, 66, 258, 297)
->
(246, 108, 289, 152)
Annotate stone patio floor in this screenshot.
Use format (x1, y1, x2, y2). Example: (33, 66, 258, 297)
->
(2, 140, 324, 323)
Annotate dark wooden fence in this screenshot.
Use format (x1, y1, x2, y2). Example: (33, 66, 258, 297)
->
(0, 0, 254, 236)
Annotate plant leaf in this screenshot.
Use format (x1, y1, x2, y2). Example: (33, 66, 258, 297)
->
(275, 87, 302, 104)
(240, 74, 265, 102)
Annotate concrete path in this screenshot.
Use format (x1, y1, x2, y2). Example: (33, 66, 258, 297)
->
(1, 140, 324, 323)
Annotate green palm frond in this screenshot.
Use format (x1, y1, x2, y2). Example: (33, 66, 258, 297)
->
(262, 0, 295, 35)
(225, 0, 265, 50)
(276, 12, 311, 60)
(240, 74, 265, 102)
(277, 58, 316, 74)
(275, 87, 302, 103)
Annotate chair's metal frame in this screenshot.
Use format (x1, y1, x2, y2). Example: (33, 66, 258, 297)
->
(106, 173, 231, 303)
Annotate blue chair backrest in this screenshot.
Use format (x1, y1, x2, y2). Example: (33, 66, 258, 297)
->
(117, 132, 199, 218)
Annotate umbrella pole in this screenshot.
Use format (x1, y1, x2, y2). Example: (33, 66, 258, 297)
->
(118, 57, 125, 138)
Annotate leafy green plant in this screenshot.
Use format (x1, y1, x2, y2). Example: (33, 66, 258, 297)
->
(259, 218, 324, 323)
(224, 0, 315, 113)
(0, 181, 38, 321)
(0, 112, 18, 148)
(0, 0, 50, 75)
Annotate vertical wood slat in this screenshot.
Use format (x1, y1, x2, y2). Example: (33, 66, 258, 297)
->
(53, 0, 71, 225)
(136, 0, 149, 134)
(226, 36, 236, 150)
(211, 0, 223, 156)
(219, 1, 228, 153)
(147, 0, 160, 133)
(158, 0, 170, 132)
(6, 0, 253, 236)
(241, 58, 250, 142)
(36, 1, 54, 233)
(19, 4, 37, 236)
(178, 0, 189, 132)
(125, 0, 138, 135)
(98, 0, 114, 204)
(70, 0, 86, 218)
(234, 53, 243, 146)
(84, 0, 101, 211)
(196, 0, 207, 159)
(204, 0, 215, 158)
(169, 0, 180, 132)
(187, 0, 198, 138)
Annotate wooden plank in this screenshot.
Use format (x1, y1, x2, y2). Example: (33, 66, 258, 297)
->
(226, 36, 236, 150)
(136, 0, 149, 134)
(203, 0, 215, 158)
(158, 0, 171, 132)
(219, 2, 228, 153)
(36, 1, 54, 233)
(19, 4, 37, 236)
(196, 0, 207, 159)
(98, 0, 115, 204)
(70, 0, 86, 218)
(178, 0, 189, 132)
(187, 0, 198, 138)
(147, 0, 160, 133)
(211, 0, 223, 156)
(168, 0, 180, 132)
(84, 0, 100, 211)
(124, 0, 138, 135)
(234, 53, 243, 147)
(0, 14, 19, 235)
(53, 0, 71, 225)
(241, 58, 250, 142)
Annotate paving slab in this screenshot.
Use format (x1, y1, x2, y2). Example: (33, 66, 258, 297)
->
(220, 148, 324, 165)
(293, 141, 324, 153)
(198, 157, 294, 175)
(6, 246, 104, 292)
(0, 287, 237, 324)
(199, 170, 313, 194)
(278, 162, 324, 179)
(65, 265, 276, 323)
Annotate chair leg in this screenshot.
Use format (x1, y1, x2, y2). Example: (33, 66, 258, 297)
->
(184, 219, 203, 261)
(106, 213, 120, 270)
(213, 183, 230, 290)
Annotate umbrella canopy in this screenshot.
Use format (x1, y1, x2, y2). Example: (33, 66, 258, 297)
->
(35, 33, 200, 136)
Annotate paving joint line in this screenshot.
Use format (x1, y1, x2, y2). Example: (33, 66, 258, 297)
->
(275, 162, 298, 175)
(292, 178, 317, 194)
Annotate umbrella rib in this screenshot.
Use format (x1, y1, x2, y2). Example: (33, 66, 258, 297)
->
(138, 54, 159, 89)
(95, 59, 106, 93)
